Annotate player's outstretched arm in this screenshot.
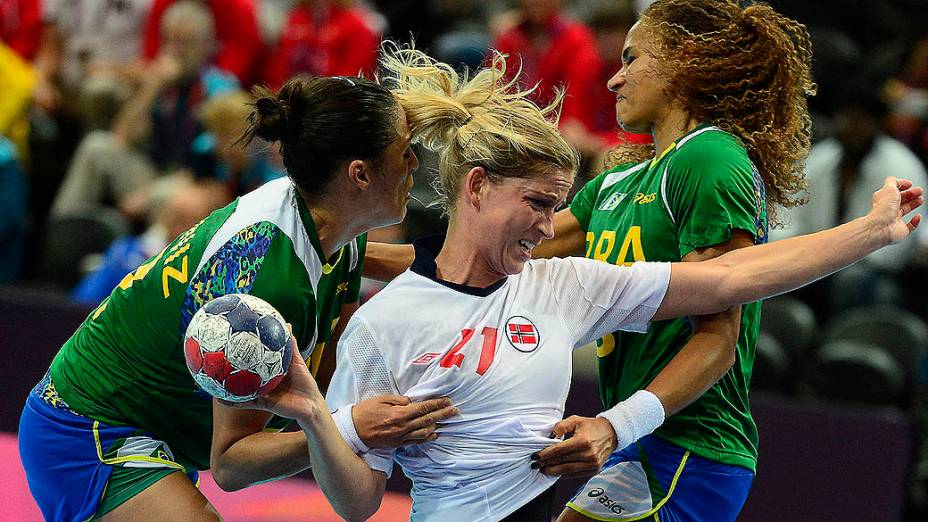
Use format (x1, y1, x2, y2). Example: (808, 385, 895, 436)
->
(363, 242, 415, 282)
(210, 404, 313, 491)
(654, 177, 923, 321)
(223, 333, 388, 521)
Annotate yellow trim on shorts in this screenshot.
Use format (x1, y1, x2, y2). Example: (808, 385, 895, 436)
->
(92, 421, 185, 470)
(566, 451, 690, 521)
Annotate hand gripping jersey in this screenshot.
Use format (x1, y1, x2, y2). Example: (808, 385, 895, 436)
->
(326, 240, 671, 521)
(47, 177, 365, 470)
(570, 124, 768, 472)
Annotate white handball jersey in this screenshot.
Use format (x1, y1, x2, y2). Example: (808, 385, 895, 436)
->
(326, 240, 671, 521)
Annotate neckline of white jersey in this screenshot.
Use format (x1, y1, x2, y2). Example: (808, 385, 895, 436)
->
(409, 236, 508, 297)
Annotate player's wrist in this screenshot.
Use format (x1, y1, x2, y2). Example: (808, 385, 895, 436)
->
(596, 389, 666, 451)
(292, 398, 325, 427)
(332, 404, 370, 454)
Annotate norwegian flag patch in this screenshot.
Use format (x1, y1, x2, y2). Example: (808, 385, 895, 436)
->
(506, 316, 540, 353)
(410, 352, 442, 365)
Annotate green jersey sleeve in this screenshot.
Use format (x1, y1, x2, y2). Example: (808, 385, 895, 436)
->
(570, 162, 640, 230)
(664, 133, 764, 257)
(569, 172, 605, 230)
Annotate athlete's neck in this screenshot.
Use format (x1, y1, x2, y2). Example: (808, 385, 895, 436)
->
(652, 106, 699, 158)
(434, 221, 506, 289)
(308, 202, 366, 261)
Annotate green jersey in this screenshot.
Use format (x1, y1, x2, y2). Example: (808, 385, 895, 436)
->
(570, 125, 768, 471)
(49, 178, 365, 470)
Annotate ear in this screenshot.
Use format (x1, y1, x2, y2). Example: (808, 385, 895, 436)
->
(346, 160, 372, 190)
(463, 167, 489, 210)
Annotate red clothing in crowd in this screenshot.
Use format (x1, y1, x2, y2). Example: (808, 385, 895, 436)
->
(0, 0, 42, 60)
(263, 4, 380, 89)
(142, 0, 262, 85)
(495, 15, 651, 148)
(494, 14, 603, 133)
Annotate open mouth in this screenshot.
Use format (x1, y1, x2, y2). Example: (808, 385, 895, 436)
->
(518, 239, 536, 256)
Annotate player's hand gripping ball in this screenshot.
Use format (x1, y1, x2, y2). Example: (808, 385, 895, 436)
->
(184, 294, 293, 402)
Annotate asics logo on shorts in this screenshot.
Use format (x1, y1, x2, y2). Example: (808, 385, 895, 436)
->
(587, 488, 626, 515)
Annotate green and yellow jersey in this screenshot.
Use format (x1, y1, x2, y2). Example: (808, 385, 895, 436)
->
(570, 124, 768, 471)
(49, 177, 365, 470)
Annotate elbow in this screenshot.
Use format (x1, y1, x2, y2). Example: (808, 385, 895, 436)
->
(338, 497, 383, 522)
(209, 456, 245, 492)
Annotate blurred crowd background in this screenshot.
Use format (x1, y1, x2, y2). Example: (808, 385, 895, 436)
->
(4, 0, 928, 517)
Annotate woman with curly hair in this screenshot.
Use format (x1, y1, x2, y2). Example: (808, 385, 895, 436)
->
(524, 1, 817, 520)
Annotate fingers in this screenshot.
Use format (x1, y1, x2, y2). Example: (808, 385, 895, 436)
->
(218, 398, 260, 410)
(402, 405, 460, 431)
(894, 177, 911, 190)
(401, 397, 455, 421)
(539, 461, 600, 478)
(900, 196, 924, 216)
(909, 213, 922, 232)
(550, 417, 579, 439)
(400, 426, 440, 445)
(533, 436, 584, 463)
(377, 395, 413, 407)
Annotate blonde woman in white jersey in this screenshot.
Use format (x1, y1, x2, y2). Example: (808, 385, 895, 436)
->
(224, 45, 923, 521)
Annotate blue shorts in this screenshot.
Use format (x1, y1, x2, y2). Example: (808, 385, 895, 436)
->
(567, 435, 754, 521)
(18, 374, 198, 521)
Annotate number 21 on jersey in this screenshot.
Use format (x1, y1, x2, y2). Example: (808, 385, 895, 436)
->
(440, 327, 498, 376)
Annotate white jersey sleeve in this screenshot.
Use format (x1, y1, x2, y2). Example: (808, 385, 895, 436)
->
(544, 258, 671, 347)
(326, 317, 398, 477)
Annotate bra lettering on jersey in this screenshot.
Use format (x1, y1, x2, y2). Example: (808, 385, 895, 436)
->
(598, 192, 628, 211)
(505, 316, 540, 353)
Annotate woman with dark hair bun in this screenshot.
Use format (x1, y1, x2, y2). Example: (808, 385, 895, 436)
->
(18, 73, 460, 521)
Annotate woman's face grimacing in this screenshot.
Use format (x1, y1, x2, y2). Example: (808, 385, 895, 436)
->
(607, 22, 671, 134)
(474, 167, 573, 278)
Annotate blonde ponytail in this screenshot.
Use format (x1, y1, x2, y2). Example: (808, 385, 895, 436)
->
(380, 42, 579, 213)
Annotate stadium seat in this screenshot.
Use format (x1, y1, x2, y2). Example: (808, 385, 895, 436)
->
(752, 332, 791, 392)
(760, 296, 818, 366)
(822, 306, 928, 393)
(39, 207, 130, 290)
(804, 340, 906, 406)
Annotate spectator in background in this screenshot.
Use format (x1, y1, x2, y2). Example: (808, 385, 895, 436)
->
(0, 39, 35, 162)
(886, 36, 928, 166)
(31, 0, 152, 115)
(262, 0, 382, 89)
(0, 0, 42, 61)
(585, 1, 651, 150)
(0, 135, 28, 283)
(191, 90, 285, 196)
(491, 0, 607, 163)
(143, 0, 263, 86)
(772, 88, 928, 313)
(50, 0, 238, 220)
(72, 174, 229, 304)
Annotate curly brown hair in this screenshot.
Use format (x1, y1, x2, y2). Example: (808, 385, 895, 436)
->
(608, 0, 815, 223)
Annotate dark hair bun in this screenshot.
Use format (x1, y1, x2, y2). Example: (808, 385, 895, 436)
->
(251, 95, 290, 143)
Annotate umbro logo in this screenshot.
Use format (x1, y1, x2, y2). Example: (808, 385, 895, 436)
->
(599, 193, 628, 211)
(410, 352, 441, 365)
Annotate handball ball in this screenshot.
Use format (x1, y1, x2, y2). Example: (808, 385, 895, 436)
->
(184, 294, 293, 402)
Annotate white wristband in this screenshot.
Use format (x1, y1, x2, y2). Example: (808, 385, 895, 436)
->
(332, 404, 370, 454)
(596, 390, 666, 451)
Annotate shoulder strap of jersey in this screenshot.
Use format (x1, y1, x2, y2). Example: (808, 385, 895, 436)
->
(194, 178, 325, 295)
